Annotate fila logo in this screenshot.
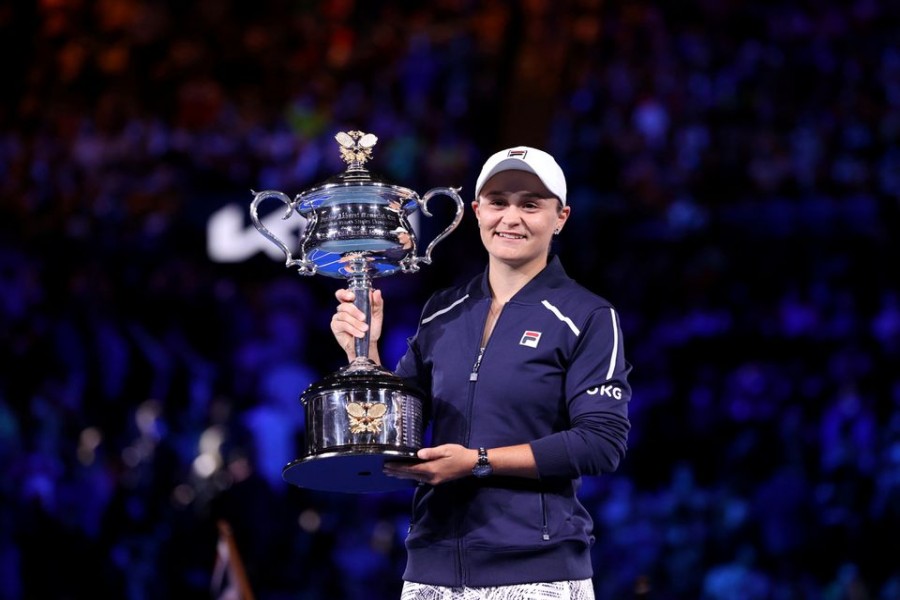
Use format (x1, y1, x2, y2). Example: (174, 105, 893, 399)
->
(520, 330, 542, 348)
(587, 385, 623, 400)
(508, 149, 528, 159)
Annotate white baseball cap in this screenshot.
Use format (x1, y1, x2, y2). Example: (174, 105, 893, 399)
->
(474, 146, 567, 206)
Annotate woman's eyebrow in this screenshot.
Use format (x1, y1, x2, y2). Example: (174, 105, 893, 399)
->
(518, 192, 554, 200)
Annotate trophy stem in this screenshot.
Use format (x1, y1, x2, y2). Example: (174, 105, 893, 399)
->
(347, 256, 376, 369)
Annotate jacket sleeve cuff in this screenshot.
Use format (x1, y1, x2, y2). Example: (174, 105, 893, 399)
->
(530, 435, 576, 479)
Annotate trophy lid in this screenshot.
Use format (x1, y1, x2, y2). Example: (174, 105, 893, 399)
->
(296, 131, 419, 212)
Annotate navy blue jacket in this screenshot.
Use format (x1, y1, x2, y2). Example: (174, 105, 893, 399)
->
(395, 256, 632, 587)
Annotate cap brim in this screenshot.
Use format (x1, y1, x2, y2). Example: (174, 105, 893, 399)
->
(476, 159, 542, 197)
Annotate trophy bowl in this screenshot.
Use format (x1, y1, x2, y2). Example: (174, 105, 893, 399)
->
(250, 130, 463, 493)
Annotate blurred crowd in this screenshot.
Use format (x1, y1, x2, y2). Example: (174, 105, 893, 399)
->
(1, 0, 899, 598)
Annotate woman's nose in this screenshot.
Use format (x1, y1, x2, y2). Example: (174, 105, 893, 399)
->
(500, 206, 523, 224)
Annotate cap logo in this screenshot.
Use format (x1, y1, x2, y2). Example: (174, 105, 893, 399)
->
(507, 149, 528, 159)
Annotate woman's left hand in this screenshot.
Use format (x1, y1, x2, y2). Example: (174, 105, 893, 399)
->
(383, 444, 477, 486)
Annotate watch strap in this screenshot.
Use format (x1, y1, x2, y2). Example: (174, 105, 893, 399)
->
(472, 447, 493, 478)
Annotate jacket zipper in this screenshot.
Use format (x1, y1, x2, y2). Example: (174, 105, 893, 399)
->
(461, 346, 483, 585)
(540, 492, 550, 541)
(469, 346, 486, 381)
(460, 302, 495, 585)
(470, 297, 499, 381)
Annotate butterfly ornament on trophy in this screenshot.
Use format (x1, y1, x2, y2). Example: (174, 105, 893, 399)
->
(346, 401, 389, 434)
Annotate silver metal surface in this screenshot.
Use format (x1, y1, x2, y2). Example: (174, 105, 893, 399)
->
(249, 130, 460, 493)
(249, 131, 464, 279)
(302, 387, 423, 456)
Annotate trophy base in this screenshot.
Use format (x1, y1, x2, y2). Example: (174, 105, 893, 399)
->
(284, 363, 426, 493)
(283, 448, 420, 493)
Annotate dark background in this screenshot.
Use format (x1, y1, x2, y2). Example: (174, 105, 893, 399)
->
(1, 1, 899, 599)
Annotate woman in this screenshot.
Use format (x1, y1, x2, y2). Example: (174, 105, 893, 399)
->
(330, 146, 632, 599)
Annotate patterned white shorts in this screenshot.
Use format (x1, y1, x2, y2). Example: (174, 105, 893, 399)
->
(400, 579, 595, 600)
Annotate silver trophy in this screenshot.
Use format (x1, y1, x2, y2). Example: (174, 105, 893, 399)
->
(250, 130, 463, 493)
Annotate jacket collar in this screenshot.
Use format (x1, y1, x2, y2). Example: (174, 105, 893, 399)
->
(467, 255, 570, 304)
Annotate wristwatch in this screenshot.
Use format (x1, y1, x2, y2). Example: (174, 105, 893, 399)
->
(471, 447, 493, 478)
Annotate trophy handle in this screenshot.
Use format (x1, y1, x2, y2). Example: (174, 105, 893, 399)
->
(249, 189, 316, 275)
(404, 186, 464, 272)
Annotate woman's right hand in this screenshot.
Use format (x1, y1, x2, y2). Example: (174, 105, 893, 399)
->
(330, 288, 384, 364)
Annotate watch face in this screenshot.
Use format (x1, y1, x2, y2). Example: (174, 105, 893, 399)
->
(472, 464, 493, 478)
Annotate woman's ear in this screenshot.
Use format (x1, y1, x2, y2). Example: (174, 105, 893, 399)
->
(557, 205, 571, 231)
